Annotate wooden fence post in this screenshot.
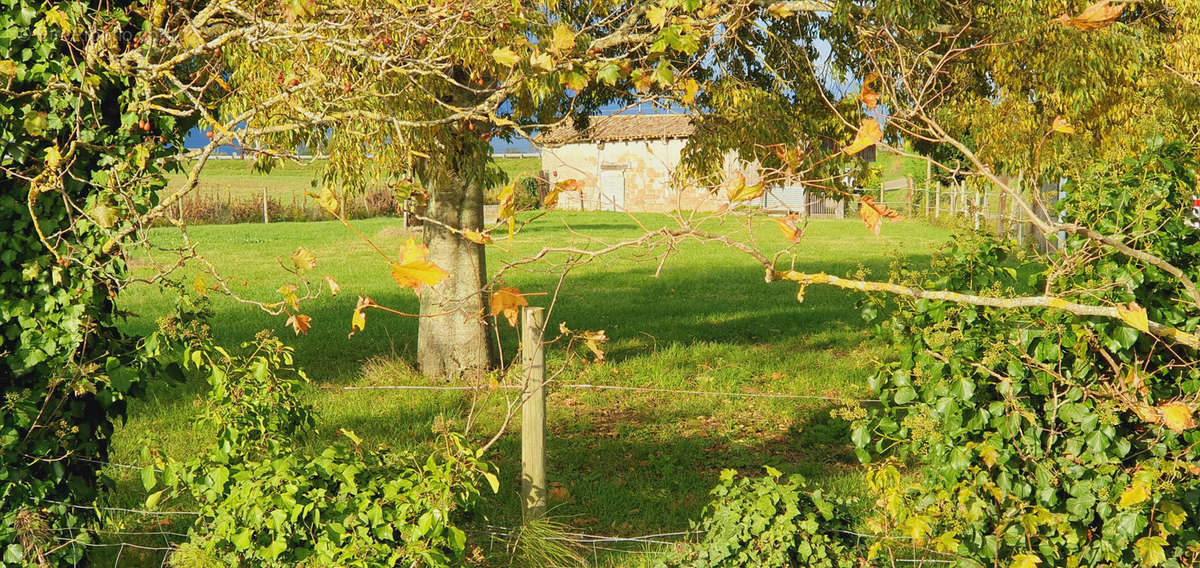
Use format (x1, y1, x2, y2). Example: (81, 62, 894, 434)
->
(906, 174, 914, 215)
(262, 187, 269, 224)
(935, 183, 941, 219)
(521, 306, 547, 520)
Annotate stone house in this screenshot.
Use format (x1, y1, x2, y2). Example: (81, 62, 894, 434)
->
(537, 114, 722, 212)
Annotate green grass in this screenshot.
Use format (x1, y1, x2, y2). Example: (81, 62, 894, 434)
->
(164, 156, 541, 203)
(101, 211, 951, 565)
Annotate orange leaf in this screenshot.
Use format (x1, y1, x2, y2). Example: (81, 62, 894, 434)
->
(726, 171, 765, 203)
(1056, 0, 1123, 30)
(349, 296, 372, 338)
(543, 178, 583, 209)
(844, 118, 883, 155)
(1051, 115, 1076, 135)
(390, 238, 448, 292)
(858, 196, 901, 235)
(859, 73, 881, 110)
(490, 286, 529, 327)
(775, 213, 803, 243)
(286, 313, 312, 335)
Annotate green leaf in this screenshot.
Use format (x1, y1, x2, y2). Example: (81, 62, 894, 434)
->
(1134, 536, 1168, 566)
(145, 489, 166, 509)
(4, 544, 24, 563)
(1010, 553, 1041, 568)
(483, 471, 500, 493)
(653, 62, 675, 87)
(597, 63, 622, 86)
(263, 538, 287, 561)
(141, 465, 157, 492)
(894, 386, 918, 404)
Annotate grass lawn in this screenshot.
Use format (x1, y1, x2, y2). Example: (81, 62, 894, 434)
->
(163, 156, 541, 204)
(100, 211, 951, 566)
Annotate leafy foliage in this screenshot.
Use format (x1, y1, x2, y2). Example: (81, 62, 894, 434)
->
(156, 335, 494, 568)
(853, 141, 1200, 567)
(661, 468, 857, 568)
(0, 1, 198, 564)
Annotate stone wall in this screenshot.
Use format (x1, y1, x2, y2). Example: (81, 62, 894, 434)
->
(540, 139, 721, 212)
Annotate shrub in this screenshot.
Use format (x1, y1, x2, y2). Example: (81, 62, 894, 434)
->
(661, 468, 857, 568)
(853, 140, 1200, 567)
(155, 334, 495, 568)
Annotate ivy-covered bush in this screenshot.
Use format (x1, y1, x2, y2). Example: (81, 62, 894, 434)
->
(662, 468, 858, 568)
(853, 141, 1200, 566)
(1, 1, 197, 565)
(156, 335, 495, 568)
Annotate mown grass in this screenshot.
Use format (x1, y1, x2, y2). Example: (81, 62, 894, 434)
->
(101, 211, 951, 565)
(163, 156, 541, 203)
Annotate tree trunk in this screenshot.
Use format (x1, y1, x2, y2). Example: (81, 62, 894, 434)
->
(418, 167, 496, 378)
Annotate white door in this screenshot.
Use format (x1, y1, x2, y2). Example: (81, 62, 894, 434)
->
(598, 169, 625, 211)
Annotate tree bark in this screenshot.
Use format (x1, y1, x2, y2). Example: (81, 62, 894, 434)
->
(418, 167, 496, 378)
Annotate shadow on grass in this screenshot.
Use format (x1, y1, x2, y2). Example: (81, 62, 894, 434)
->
(465, 395, 864, 537)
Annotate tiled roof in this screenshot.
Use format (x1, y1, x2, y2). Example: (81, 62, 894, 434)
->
(537, 114, 694, 144)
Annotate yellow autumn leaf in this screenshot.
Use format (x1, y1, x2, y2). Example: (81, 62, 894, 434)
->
(492, 46, 520, 67)
(529, 50, 555, 73)
(1116, 302, 1149, 334)
(544, 178, 582, 209)
(490, 286, 529, 327)
(325, 276, 340, 296)
(775, 213, 803, 243)
(681, 78, 700, 104)
(464, 229, 494, 245)
(580, 329, 608, 362)
(291, 247, 316, 272)
(726, 171, 764, 203)
(1160, 500, 1188, 530)
(497, 182, 516, 237)
(307, 186, 340, 215)
(44, 7, 71, 34)
(193, 273, 208, 296)
(549, 24, 576, 55)
(1051, 115, 1076, 135)
(286, 313, 312, 335)
(45, 145, 62, 169)
(0, 59, 18, 78)
(844, 118, 883, 155)
(1119, 481, 1150, 508)
(390, 238, 448, 293)
(1158, 402, 1197, 434)
(646, 6, 667, 27)
(349, 296, 372, 337)
(90, 204, 117, 229)
(1010, 554, 1042, 568)
(279, 284, 300, 310)
(1056, 0, 1124, 30)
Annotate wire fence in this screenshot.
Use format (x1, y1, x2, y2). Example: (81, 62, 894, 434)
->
(324, 382, 881, 403)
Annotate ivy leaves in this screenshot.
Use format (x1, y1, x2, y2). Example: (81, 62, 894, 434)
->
(852, 142, 1200, 567)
